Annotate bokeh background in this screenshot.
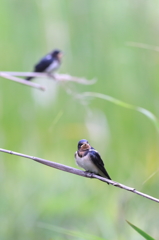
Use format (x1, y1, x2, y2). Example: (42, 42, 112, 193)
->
(1, 1, 159, 239)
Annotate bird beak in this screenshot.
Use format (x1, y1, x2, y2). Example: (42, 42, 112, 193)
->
(57, 52, 63, 59)
(81, 143, 90, 150)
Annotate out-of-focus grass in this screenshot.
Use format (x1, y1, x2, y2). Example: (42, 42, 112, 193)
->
(1, 1, 159, 239)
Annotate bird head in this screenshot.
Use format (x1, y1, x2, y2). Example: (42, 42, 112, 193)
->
(77, 139, 91, 151)
(51, 49, 63, 60)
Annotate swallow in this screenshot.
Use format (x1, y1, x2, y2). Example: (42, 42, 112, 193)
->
(26, 49, 63, 80)
(75, 139, 111, 184)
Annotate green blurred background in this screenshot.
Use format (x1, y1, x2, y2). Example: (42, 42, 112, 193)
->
(1, 1, 159, 239)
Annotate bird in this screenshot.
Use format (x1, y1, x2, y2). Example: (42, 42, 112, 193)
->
(26, 49, 63, 80)
(75, 139, 111, 184)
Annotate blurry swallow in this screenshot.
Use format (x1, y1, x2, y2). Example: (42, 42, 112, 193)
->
(26, 49, 63, 80)
(75, 139, 111, 184)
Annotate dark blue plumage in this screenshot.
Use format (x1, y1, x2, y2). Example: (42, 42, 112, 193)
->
(75, 139, 111, 184)
(26, 49, 62, 81)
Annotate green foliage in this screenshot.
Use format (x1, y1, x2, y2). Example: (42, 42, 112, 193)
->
(38, 222, 107, 240)
(82, 92, 159, 132)
(0, 1, 159, 240)
(127, 221, 155, 240)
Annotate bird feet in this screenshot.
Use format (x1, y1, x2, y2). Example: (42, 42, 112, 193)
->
(85, 171, 94, 178)
(47, 73, 55, 80)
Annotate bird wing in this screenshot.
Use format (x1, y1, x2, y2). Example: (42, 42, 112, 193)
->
(88, 150, 111, 180)
(34, 55, 53, 72)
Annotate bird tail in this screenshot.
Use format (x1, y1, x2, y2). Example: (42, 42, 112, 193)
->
(25, 76, 34, 81)
(103, 170, 111, 185)
(105, 171, 111, 181)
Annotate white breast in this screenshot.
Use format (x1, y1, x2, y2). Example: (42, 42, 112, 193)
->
(75, 151, 99, 174)
(46, 60, 59, 73)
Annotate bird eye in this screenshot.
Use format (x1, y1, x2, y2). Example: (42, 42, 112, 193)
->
(78, 142, 83, 148)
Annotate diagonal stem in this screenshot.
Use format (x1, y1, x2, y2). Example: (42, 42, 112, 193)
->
(0, 147, 159, 203)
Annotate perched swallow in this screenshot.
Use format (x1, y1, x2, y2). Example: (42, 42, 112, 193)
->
(75, 139, 111, 184)
(26, 49, 62, 80)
